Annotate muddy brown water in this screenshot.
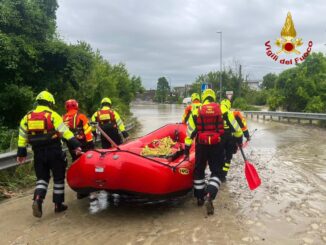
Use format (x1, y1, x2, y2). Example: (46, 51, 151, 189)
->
(0, 104, 325, 245)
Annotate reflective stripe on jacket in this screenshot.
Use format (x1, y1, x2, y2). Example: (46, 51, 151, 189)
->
(63, 109, 93, 142)
(91, 106, 125, 132)
(233, 111, 248, 131)
(18, 105, 74, 148)
(220, 104, 243, 138)
(182, 102, 201, 124)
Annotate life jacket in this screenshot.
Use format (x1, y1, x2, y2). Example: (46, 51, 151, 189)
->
(96, 109, 117, 129)
(63, 112, 85, 141)
(26, 110, 59, 146)
(195, 103, 224, 145)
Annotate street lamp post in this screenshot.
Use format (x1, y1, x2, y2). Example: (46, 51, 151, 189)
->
(217, 31, 222, 101)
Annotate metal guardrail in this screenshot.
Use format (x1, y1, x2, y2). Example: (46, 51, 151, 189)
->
(0, 120, 136, 171)
(243, 111, 326, 122)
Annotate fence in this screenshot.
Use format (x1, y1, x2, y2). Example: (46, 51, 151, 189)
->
(243, 111, 326, 124)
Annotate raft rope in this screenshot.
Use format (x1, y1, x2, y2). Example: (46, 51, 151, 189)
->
(92, 149, 177, 170)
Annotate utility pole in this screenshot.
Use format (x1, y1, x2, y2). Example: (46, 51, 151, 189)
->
(217, 32, 223, 101)
(238, 65, 242, 97)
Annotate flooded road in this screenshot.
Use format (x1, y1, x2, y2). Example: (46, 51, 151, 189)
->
(1, 103, 326, 245)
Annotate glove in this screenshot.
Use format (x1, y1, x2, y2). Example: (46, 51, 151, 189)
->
(184, 145, 190, 160)
(122, 131, 129, 139)
(17, 147, 27, 157)
(244, 130, 250, 141)
(236, 136, 243, 146)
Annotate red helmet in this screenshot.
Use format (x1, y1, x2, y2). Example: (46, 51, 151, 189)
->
(65, 99, 79, 111)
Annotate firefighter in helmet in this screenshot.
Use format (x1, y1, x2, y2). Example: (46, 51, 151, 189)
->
(181, 93, 201, 124)
(220, 99, 244, 182)
(184, 89, 224, 215)
(16, 91, 82, 218)
(91, 97, 128, 148)
(63, 99, 94, 161)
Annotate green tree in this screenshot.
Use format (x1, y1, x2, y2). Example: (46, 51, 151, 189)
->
(0, 84, 34, 128)
(155, 77, 170, 103)
(305, 96, 325, 113)
(130, 76, 145, 95)
(261, 73, 277, 90)
(0, 0, 144, 129)
(271, 53, 326, 112)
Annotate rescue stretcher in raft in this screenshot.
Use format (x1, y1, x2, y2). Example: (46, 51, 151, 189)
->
(67, 123, 195, 200)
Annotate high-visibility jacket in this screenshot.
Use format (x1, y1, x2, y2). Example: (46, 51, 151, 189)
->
(91, 106, 125, 132)
(182, 101, 201, 124)
(63, 109, 93, 142)
(185, 101, 224, 146)
(18, 105, 75, 148)
(220, 104, 243, 138)
(233, 111, 249, 139)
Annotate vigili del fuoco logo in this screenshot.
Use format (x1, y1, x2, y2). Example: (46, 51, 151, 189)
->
(265, 12, 313, 65)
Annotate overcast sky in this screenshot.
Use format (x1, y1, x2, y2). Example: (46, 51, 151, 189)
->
(57, 0, 326, 89)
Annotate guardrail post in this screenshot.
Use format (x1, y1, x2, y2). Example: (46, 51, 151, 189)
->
(298, 119, 300, 123)
(309, 119, 312, 125)
(270, 115, 272, 120)
(263, 115, 265, 120)
(278, 116, 281, 121)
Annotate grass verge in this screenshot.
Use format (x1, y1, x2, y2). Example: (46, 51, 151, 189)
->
(0, 163, 36, 201)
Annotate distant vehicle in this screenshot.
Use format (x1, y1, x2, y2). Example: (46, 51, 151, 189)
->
(182, 97, 191, 105)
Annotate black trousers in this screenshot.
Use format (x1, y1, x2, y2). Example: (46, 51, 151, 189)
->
(221, 133, 238, 177)
(100, 128, 122, 149)
(33, 145, 67, 203)
(193, 143, 224, 200)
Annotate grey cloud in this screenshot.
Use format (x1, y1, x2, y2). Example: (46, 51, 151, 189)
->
(57, 0, 326, 88)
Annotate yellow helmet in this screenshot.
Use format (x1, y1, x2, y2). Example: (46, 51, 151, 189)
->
(35, 91, 55, 105)
(101, 97, 112, 105)
(191, 93, 200, 102)
(202, 89, 216, 102)
(221, 99, 231, 110)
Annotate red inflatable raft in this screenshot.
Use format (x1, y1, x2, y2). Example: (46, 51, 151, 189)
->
(67, 123, 195, 200)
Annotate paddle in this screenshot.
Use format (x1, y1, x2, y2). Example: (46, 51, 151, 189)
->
(238, 145, 261, 190)
(96, 124, 121, 150)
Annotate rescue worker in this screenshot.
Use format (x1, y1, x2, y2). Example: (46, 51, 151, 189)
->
(220, 99, 244, 182)
(91, 97, 128, 148)
(16, 91, 82, 218)
(63, 99, 94, 161)
(184, 89, 224, 215)
(181, 93, 201, 124)
(233, 110, 250, 141)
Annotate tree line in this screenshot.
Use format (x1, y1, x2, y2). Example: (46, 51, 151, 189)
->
(262, 53, 326, 112)
(180, 53, 326, 113)
(0, 0, 144, 129)
(0, 0, 144, 151)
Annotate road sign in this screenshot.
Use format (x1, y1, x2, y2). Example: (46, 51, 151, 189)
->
(201, 84, 207, 92)
(226, 91, 233, 100)
(201, 84, 212, 92)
